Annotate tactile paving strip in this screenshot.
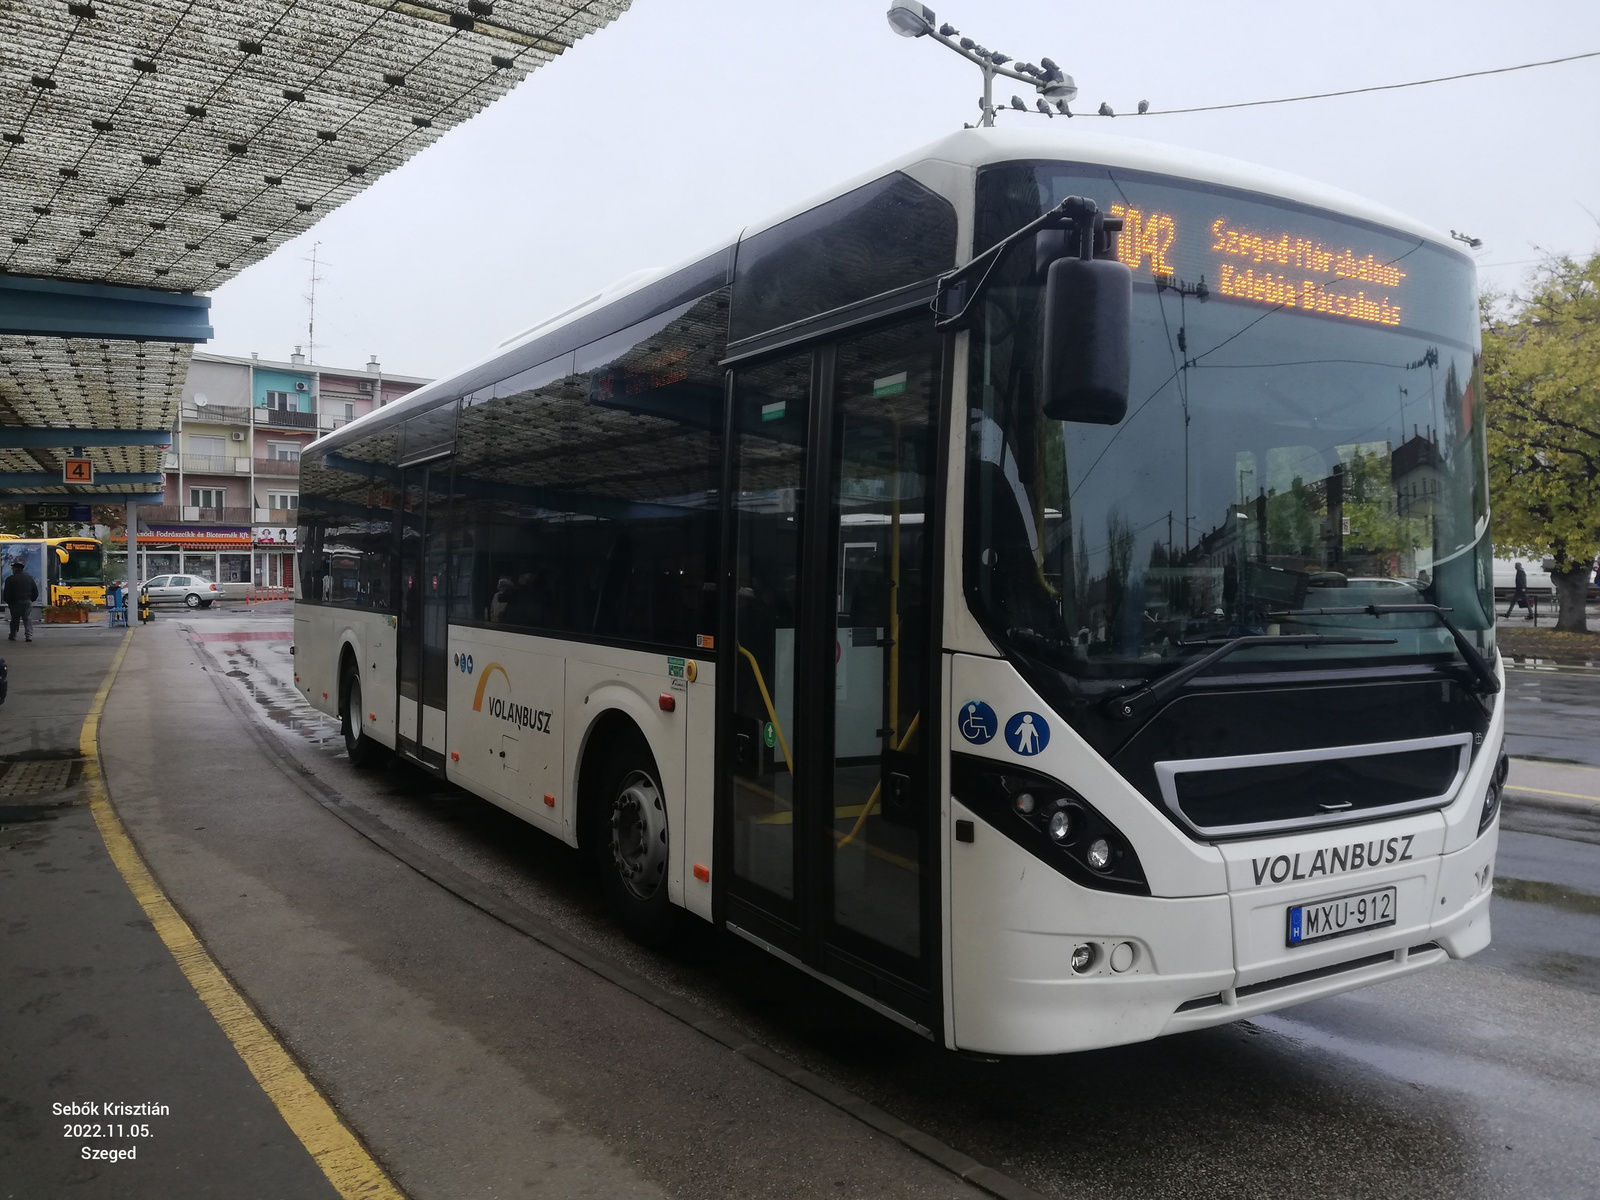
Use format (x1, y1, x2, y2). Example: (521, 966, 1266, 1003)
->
(0, 759, 76, 796)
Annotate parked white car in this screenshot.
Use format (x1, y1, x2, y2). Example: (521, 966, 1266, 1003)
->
(141, 574, 219, 608)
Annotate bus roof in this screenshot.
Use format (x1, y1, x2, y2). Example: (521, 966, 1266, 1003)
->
(312, 127, 1464, 456)
(739, 127, 1459, 249)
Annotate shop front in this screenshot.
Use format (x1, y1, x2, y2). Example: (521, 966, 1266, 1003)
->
(114, 525, 253, 588)
(254, 525, 297, 590)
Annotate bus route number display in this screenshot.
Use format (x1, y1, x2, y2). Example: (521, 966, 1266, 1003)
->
(1111, 204, 1405, 327)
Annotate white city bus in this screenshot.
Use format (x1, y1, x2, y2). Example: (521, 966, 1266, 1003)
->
(294, 128, 1506, 1054)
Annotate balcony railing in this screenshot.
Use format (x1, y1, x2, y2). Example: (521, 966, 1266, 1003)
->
(181, 401, 252, 426)
(176, 455, 301, 477)
(182, 454, 249, 475)
(255, 407, 318, 430)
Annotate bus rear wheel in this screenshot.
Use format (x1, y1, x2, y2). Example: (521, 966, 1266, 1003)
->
(593, 736, 674, 945)
(341, 668, 384, 768)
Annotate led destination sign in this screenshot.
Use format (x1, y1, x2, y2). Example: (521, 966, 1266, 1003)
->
(1109, 203, 1407, 327)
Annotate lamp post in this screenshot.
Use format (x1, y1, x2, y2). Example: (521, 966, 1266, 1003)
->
(887, 2, 1077, 127)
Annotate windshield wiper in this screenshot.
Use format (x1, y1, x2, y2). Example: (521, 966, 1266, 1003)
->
(1104, 633, 1396, 721)
(1268, 604, 1500, 696)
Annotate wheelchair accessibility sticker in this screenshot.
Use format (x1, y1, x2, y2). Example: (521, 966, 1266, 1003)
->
(958, 701, 998, 745)
(1005, 711, 1049, 756)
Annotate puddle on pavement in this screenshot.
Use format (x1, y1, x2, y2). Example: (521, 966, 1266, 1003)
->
(216, 643, 339, 750)
(1495, 876, 1600, 918)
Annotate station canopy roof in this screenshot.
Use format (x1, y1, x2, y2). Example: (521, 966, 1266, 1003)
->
(0, 0, 629, 502)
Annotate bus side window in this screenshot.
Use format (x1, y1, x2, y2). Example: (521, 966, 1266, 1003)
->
(452, 288, 730, 650)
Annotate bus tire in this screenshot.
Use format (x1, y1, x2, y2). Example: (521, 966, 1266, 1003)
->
(341, 666, 385, 769)
(592, 731, 675, 946)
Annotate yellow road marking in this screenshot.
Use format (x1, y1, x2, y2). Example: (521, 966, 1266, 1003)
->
(81, 629, 406, 1200)
(1506, 784, 1600, 803)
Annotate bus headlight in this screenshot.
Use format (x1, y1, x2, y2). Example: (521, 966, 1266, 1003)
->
(1479, 751, 1509, 837)
(952, 754, 1149, 895)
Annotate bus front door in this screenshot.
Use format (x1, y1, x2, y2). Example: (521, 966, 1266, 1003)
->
(723, 319, 942, 1028)
(397, 457, 452, 769)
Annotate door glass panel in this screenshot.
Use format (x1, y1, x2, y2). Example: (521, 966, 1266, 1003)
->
(421, 461, 452, 716)
(728, 353, 811, 906)
(827, 322, 941, 963)
(398, 458, 452, 742)
(397, 470, 425, 721)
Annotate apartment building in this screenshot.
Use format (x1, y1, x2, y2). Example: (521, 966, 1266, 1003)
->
(130, 349, 428, 588)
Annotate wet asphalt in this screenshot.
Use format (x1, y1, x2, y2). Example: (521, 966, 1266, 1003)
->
(8, 603, 1596, 1200)
(157, 603, 1600, 1200)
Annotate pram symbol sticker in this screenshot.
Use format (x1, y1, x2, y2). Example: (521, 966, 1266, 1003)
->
(957, 701, 998, 745)
(1005, 711, 1050, 756)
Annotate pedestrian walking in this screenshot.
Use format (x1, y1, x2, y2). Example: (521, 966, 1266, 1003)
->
(1503, 561, 1531, 620)
(3, 559, 38, 641)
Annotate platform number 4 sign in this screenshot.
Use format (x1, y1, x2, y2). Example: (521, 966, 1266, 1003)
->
(62, 457, 94, 484)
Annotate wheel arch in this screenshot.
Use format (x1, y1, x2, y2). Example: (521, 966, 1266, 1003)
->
(574, 707, 660, 855)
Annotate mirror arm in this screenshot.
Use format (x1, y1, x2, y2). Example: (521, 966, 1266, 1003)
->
(933, 196, 1120, 330)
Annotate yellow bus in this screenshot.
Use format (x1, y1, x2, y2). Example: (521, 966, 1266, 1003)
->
(0, 536, 106, 606)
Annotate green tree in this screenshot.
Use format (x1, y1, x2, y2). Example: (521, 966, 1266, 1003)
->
(0, 505, 44, 537)
(1483, 251, 1600, 632)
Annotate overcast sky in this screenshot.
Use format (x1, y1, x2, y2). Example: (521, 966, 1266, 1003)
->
(206, 0, 1600, 381)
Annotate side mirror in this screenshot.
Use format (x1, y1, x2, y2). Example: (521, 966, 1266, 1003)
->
(1041, 255, 1132, 424)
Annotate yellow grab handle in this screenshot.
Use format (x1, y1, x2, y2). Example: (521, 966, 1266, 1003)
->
(736, 643, 794, 777)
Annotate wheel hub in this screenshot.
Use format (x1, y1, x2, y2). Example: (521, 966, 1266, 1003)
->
(609, 771, 667, 900)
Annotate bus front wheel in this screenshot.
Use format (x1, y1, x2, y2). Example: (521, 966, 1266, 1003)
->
(593, 734, 674, 945)
(341, 668, 385, 768)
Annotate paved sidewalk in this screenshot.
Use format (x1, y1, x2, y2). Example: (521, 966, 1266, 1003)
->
(0, 625, 338, 1199)
(85, 617, 985, 1199)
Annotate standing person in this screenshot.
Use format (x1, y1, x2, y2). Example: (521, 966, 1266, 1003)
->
(1503, 561, 1530, 620)
(3, 559, 38, 642)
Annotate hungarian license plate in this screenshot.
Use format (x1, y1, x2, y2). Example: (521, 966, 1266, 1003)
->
(1287, 886, 1396, 947)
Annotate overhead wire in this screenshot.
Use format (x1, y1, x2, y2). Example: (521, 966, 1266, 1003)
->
(1006, 48, 1600, 119)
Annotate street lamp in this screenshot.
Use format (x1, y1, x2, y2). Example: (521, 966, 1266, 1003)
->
(885, 2, 1078, 127)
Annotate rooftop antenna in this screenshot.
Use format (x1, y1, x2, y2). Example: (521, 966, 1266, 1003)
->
(1450, 229, 1483, 249)
(304, 240, 323, 364)
(886, 2, 1078, 127)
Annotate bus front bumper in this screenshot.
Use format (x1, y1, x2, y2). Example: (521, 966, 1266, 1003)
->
(948, 798, 1497, 1056)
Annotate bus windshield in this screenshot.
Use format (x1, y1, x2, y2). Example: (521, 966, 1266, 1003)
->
(58, 545, 103, 584)
(967, 161, 1493, 683)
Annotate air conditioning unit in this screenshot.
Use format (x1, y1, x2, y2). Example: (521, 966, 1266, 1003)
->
(230, 431, 246, 442)
(294, 381, 308, 392)
(359, 381, 373, 393)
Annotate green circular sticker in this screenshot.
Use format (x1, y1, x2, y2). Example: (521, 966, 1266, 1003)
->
(763, 722, 776, 748)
